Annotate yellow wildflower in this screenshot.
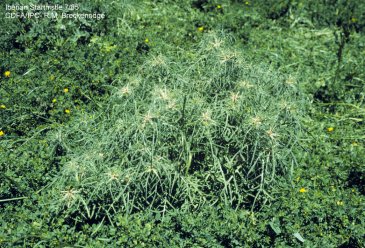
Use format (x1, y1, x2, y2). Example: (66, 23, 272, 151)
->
(217, 5, 222, 9)
(245, 1, 250, 5)
(351, 17, 357, 23)
(0, 130, 4, 137)
(52, 98, 57, 103)
(63, 88, 69, 93)
(4, 71, 11, 77)
(0, 104, 6, 109)
(299, 188, 307, 193)
(197, 26, 204, 32)
(65, 109, 71, 114)
(327, 127, 334, 132)
(336, 201, 344, 206)
(144, 38, 149, 43)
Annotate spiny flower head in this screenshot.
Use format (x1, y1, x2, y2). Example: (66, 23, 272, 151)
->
(201, 110, 214, 125)
(61, 188, 80, 207)
(119, 86, 131, 96)
(219, 50, 237, 64)
(279, 100, 290, 110)
(285, 76, 296, 86)
(155, 87, 170, 101)
(150, 55, 167, 67)
(106, 170, 120, 181)
(238, 80, 254, 89)
(230, 92, 240, 103)
(167, 100, 177, 110)
(251, 116, 262, 127)
(209, 37, 223, 49)
(266, 128, 279, 140)
(145, 165, 157, 174)
(143, 111, 154, 124)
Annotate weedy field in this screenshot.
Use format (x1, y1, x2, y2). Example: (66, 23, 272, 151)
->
(0, 0, 364, 247)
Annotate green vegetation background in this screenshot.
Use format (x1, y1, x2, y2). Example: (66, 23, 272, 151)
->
(0, 0, 364, 247)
